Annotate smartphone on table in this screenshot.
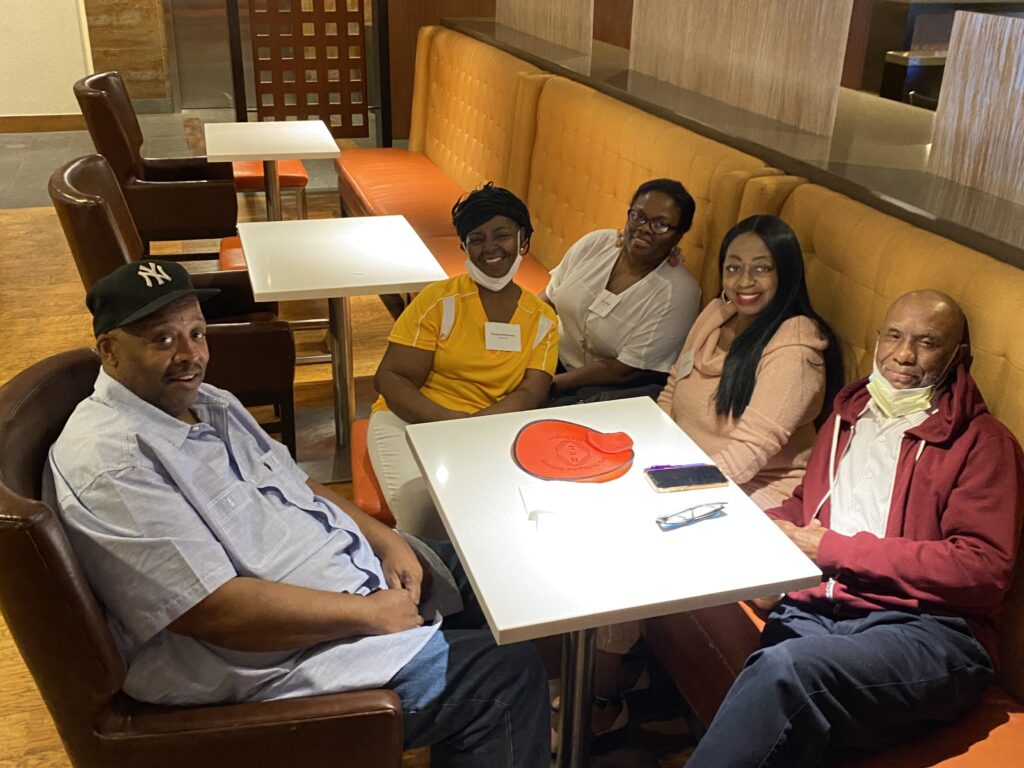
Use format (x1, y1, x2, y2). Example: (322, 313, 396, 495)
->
(644, 463, 728, 492)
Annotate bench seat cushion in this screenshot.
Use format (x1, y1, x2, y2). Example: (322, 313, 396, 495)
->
(839, 686, 1024, 766)
(647, 605, 1024, 766)
(335, 149, 465, 239)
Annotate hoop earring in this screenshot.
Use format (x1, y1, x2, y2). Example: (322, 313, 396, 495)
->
(721, 290, 732, 304)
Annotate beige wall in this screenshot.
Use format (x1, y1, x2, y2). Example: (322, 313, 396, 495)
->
(0, 0, 93, 115)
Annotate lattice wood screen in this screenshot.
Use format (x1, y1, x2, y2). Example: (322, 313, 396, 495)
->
(248, 0, 369, 138)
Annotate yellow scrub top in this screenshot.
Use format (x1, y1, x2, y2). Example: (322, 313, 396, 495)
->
(372, 273, 560, 415)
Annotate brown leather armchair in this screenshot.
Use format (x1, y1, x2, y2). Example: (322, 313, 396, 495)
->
(0, 349, 404, 768)
(73, 71, 238, 248)
(49, 154, 296, 455)
(49, 153, 270, 324)
(205, 322, 297, 458)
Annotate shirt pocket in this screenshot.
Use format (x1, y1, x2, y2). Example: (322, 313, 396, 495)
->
(252, 449, 344, 530)
(254, 449, 320, 505)
(201, 481, 289, 575)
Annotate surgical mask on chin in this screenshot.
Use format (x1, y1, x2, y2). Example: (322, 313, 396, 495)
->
(865, 344, 956, 419)
(866, 361, 935, 419)
(463, 232, 523, 292)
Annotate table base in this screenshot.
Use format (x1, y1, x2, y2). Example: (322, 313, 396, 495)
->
(294, 404, 370, 483)
(329, 296, 357, 449)
(557, 628, 597, 768)
(263, 159, 282, 221)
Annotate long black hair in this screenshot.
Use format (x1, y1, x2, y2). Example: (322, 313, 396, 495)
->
(715, 216, 843, 425)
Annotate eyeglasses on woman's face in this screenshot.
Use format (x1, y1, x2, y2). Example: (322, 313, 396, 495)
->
(627, 208, 678, 235)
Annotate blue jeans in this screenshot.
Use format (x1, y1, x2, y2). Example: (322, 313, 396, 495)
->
(686, 600, 994, 767)
(386, 540, 549, 767)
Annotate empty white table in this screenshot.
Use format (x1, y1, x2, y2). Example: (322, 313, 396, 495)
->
(204, 120, 340, 220)
(406, 397, 822, 768)
(239, 215, 447, 479)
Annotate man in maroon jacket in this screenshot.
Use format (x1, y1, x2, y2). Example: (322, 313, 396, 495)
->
(687, 290, 1024, 767)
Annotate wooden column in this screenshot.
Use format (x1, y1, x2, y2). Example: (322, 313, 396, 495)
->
(386, 0, 495, 140)
(629, 0, 853, 136)
(928, 11, 1024, 205)
(593, 0, 632, 48)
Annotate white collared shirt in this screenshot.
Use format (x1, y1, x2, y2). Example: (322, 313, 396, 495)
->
(546, 229, 700, 372)
(830, 400, 932, 537)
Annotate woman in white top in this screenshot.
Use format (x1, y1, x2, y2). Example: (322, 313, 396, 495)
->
(542, 178, 701, 405)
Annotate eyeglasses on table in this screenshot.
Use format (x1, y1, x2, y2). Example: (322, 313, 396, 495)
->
(656, 502, 728, 531)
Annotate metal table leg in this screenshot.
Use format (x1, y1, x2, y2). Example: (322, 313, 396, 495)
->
(263, 159, 282, 221)
(328, 295, 356, 449)
(293, 296, 355, 483)
(556, 628, 596, 768)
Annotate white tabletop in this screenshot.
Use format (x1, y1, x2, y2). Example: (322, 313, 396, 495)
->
(407, 397, 822, 644)
(204, 120, 340, 162)
(238, 215, 448, 301)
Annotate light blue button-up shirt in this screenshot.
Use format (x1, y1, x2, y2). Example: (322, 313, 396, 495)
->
(48, 370, 439, 706)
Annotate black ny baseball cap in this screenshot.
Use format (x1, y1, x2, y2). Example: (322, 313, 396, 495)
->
(86, 260, 219, 336)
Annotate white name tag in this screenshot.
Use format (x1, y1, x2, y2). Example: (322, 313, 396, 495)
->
(588, 290, 622, 318)
(675, 349, 695, 379)
(485, 322, 522, 352)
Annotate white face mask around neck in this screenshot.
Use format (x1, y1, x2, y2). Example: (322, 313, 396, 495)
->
(463, 231, 523, 292)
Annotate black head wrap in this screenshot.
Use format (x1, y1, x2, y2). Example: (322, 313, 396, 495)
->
(451, 182, 533, 243)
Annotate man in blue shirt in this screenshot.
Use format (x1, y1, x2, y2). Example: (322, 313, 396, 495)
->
(49, 260, 549, 767)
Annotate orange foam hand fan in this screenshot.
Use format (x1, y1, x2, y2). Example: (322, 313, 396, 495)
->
(511, 419, 634, 482)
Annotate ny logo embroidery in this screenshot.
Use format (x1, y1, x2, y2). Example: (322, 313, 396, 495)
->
(137, 263, 171, 288)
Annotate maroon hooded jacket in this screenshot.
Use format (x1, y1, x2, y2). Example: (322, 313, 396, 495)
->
(767, 360, 1024, 664)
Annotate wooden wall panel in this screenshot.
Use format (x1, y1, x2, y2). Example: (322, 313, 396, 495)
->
(629, 0, 853, 135)
(386, 0, 495, 140)
(495, 0, 594, 54)
(928, 12, 1024, 205)
(83, 0, 170, 101)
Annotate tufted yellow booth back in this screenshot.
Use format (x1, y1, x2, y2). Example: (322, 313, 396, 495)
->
(523, 77, 767, 286)
(408, 27, 544, 198)
(777, 183, 1024, 437)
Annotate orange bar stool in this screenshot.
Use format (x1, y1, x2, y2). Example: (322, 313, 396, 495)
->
(233, 160, 310, 219)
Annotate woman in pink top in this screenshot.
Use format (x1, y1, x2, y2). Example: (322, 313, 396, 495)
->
(658, 215, 843, 509)
(568, 216, 844, 742)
